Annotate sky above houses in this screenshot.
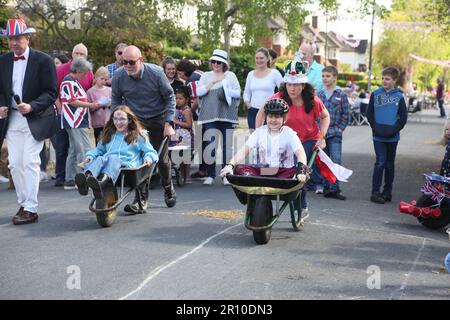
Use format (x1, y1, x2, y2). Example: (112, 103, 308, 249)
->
(310, 0, 392, 43)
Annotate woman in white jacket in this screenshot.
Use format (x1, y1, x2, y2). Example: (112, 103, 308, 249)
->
(196, 49, 241, 185)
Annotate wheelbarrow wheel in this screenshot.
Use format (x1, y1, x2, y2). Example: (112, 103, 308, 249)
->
(291, 194, 303, 231)
(252, 196, 273, 245)
(417, 195, 450, 230)
(95, 187, 118, 227)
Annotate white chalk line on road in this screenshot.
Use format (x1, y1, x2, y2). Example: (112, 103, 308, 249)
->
(118, 223, 242, 300)
(309, 221, 444, 243)
(389, 238, 427, 300)
(310, 221, 433, 299)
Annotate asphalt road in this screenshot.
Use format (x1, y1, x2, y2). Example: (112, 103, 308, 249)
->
(0, 109, 449, 300)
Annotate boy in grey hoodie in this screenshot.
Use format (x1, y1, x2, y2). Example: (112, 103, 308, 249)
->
(367, 67, 408, 204)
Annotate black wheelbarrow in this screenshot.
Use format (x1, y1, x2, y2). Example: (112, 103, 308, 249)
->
(87, 138, 167, 227)
(226, 151, 315, 245)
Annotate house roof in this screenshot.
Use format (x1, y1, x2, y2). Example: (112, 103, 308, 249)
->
(319, 31, 344, 49)
(267, 17, 287, 30)
(330, 31, 368, 54)
(300, 25, 326, 43)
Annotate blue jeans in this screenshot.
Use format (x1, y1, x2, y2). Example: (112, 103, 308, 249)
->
(247, 107, 259, 130)
(438, 99, 446, 117)
(323, 135, 342, 192)
(372, 140, 398, 195)
(85, 155, 123, 184)
(301, 140, 321, 209)
(54, 116, 69, 183)
(202, 121, 233, 178)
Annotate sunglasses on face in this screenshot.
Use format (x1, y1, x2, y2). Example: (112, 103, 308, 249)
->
(123, 59, 139, 66)
(113, 117, 128, 122)
(210, 60, 223, 65)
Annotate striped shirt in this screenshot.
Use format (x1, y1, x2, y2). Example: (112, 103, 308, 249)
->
(317, 87, 351, 138)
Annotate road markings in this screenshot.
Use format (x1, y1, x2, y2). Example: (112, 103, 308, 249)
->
(389, 238, 427, 300)
(118, 223, 242, 300)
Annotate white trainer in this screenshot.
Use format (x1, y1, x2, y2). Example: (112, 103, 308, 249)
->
(222, 177, 231, 186)
(203, 177, 214, 185)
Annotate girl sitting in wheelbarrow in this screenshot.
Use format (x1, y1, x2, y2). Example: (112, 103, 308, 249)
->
(220, 98, 309, 203)
(75, 105, 159, 199)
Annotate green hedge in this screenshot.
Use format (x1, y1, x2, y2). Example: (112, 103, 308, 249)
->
(337, 80, 382, 91)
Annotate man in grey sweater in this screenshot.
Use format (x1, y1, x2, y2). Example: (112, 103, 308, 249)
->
(112, 45, 176, 212)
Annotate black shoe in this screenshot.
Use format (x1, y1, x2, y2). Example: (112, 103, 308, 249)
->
(54, 180, 64, 187)
(190, 171, 207, 180)
(324, 190, 346, 200)
(75, 173, 89, 196)
(370, 193, 385, 204)
(87, 174, 113, 199)
(381, 193, 392, 202)
(124, 200, 148, 215)
(164, 183, 176, 208)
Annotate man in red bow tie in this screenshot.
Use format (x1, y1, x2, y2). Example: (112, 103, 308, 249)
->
(0, 18, 57, 225)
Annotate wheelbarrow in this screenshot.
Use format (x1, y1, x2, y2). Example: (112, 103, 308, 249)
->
(226, 150, 316, 245)
(88, 138, 167, 227)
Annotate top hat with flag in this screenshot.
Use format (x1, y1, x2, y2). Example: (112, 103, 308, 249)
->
(0, 18, 36, 37)
(283, 51, 309, 84)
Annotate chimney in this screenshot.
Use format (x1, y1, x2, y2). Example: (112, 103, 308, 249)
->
(312, 16, 318, 30)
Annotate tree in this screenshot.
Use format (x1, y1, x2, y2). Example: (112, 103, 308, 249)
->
(0, 0, 13, 51)
(14, 0, 185, 64)
(373, 0, 450, 90)
(194, 0, 335, 54)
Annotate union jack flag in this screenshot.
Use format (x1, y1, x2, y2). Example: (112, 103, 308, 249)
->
(8, 19, 27, 36)
(60, 77, 90, 129)
(421, 181, 447, 203)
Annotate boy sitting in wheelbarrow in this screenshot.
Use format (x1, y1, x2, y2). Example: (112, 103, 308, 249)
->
(75, 105, 159, 199)
(220, 98, 309, 204)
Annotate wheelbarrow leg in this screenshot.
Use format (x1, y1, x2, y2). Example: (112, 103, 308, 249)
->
(135, 182, 148, 214)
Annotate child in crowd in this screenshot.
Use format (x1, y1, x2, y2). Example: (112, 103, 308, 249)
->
(367, 67, 408, 204)
(75, 105, 158, 199)
(87, 67, 112, 145)
(440, 118, 450, 177)
(440, 120, 450, 273)
(220, 98, 308, 180)
(170, 86, 194, 181)
(317, 66, 351, 200)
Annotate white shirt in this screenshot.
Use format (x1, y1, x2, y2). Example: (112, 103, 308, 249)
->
(246, 125, 302, 168)
(243, 69, 282, 109)
(9, 46, 30, 130)
(196, 71, 241, 98)
(12, 46, 30, 104)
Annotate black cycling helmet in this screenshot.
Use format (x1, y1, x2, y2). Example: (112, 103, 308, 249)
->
(264, 98, 289, 115)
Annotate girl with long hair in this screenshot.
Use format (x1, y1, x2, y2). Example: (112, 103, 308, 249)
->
(74, 105, 158, 199)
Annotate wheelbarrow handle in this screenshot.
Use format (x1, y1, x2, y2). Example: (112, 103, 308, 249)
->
(308, 148, 319, 169)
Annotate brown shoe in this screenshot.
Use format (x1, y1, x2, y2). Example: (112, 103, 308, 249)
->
(11, 207, 24, 222)
(12, 210, 38, 225)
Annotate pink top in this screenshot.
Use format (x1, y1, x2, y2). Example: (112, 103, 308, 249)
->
(86, 86, 112, 128)
(57, 60, 94, 91)
(270, 92, 325, 142)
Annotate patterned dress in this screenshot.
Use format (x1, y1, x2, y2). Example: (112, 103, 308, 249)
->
(440, 140, 450, 177)
(169, 107, 194, 148)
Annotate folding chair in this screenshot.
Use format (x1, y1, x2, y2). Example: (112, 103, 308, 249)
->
(358, 102, 369, 125)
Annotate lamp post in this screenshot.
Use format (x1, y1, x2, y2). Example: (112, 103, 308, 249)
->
(367, 0, 376, 92)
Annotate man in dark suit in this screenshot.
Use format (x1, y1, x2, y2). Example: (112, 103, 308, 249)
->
(0, 18, 57, 225)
